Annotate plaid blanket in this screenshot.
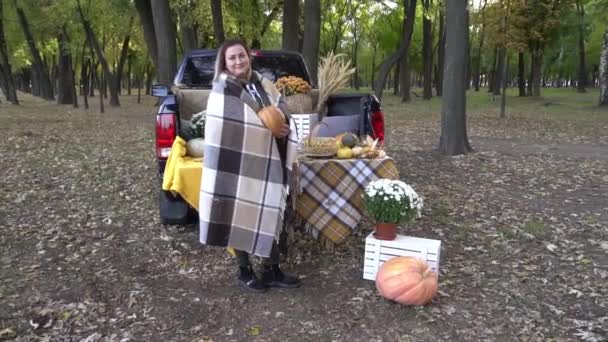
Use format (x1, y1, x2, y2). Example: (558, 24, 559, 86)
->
(199, 72, 298, 257)
(295, 157, 400, 246)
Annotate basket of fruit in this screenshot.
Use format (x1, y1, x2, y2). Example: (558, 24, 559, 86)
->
(302, 122, 338, 158)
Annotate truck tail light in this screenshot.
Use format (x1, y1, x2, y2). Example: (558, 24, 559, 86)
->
(156, 113, 177, 159)
(371, 109, 385, 145)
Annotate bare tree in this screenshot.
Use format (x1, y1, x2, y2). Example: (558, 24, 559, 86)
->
(438, 0, 472, 155)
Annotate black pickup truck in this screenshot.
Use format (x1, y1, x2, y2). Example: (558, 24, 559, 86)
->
(153, 49, 385, 225)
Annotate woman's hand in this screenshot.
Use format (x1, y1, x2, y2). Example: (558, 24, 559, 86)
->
(277, 124, 290, 138)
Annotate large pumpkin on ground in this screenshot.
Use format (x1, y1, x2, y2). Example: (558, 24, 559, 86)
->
(258, 106, 286, 137)
(376, 256, 438, 305)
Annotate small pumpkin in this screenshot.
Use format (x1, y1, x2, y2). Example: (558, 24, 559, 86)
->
(258, 106, 286, 137)
(186, 138, 205, 157)
(341, 133, 358, 148)
(376, 256, 438, 305)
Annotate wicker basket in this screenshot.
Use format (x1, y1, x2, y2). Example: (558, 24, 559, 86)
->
(301, 122, 337, 158)
(285, 93, 313, 113)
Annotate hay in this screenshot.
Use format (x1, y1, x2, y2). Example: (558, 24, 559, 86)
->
(315, 52, 357, 114)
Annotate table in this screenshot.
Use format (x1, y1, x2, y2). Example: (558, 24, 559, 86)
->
(293, 156, 400, 248)
(163, 139, 400, 249)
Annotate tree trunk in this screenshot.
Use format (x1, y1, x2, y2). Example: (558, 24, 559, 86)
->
(493, 47, 505, 95)
(0, 0, 18, 104)
(179, 4, 198, 55)
(151, 0, 177, 87)
(530, 47, 543, 97)
(422, 0, 433, 99)
(400, 53, 411, 102)
(352, 17, 360, 90)
(393, 63, 400, 95)
(464, 6, 471, 90)
(500, 56, 509, 118)
(98, 68, 105, 113)
(371, 43, 378, 88)
(252, 3, 282, 49)
(210, 0, 225, 47)
(518, 51, 526, 96)
(134, 0, 158, 68)
(145, 63, 153, 95)
(81, 59, 89, 109)
(13, 0, 54, 100)
(488, 48, 498, 93)
(599, 25, 608, 106)
(57, 26, 76, 105)
(374, 0, 417, 100)
(439, 0, 472, 156)
(303, 0, 321, 85)
(436, 2, 445, 97)
(127, 54, 132, 95)
(282, 0, 300, 51)
(114, 16, 134, 97)
(473, 0, 487, 91)
(77, 0, 120, 106)
(576, 0, 587, 93)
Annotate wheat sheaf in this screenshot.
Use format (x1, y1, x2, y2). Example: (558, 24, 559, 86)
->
(315, 52, 356, 113)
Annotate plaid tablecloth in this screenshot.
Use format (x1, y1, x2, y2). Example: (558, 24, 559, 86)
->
(294, 157, 400, 247)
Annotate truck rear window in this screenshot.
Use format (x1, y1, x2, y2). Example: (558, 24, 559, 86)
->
(181, 56, 215, 87)
(252, 56, 310, 84)
(181, 54, 311, 88)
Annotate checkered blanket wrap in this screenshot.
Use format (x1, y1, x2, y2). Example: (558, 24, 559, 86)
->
(199, 72, 298, 257)
(295, 157, 399, 245)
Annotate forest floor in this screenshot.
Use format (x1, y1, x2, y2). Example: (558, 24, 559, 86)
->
(1, 88, 607, 342)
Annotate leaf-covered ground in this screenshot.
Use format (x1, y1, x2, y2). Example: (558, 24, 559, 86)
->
(1, 90, 607, 341)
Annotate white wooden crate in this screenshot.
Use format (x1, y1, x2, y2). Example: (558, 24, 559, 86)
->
(363, 232, 441, 281)
(291, 113, 319, 142)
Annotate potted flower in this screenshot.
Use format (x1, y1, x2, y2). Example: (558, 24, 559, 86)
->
(274, 76, 313, 113)
(363, 179, 423, 240)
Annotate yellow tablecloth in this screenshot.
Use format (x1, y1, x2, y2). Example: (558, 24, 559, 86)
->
(161, 137, 203, 209)
(294, 157, 400, 248)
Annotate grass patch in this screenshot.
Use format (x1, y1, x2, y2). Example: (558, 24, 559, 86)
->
(522, 219, 546, 237)
(432, 202, 451, 225)
(498, 226, 521, 240)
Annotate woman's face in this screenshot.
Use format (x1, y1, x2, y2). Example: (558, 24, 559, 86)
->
(224, 45, 250, 80)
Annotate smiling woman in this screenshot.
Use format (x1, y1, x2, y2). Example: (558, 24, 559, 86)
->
(201, 39, 301, 293)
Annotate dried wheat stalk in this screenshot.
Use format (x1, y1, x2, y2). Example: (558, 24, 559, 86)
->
(315, 52, 356, 114)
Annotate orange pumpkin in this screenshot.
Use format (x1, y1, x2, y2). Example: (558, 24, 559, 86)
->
(258, 106, 286, 137)
(376, 256, 438, 305)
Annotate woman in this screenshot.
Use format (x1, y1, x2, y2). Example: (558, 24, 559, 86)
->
(199, 39, 300, 292)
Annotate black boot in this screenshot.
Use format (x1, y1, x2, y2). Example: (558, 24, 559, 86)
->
(262, 264, 301, 288)
(238, 266, 267, 293)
